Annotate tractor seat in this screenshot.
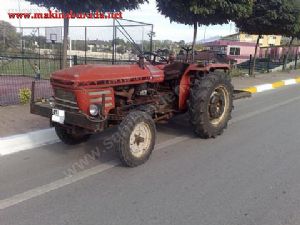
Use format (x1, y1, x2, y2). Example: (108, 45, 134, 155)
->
(164, 62, 189, 80)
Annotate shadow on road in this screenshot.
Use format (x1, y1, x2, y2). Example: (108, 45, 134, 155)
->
(9, 113, 197, 175)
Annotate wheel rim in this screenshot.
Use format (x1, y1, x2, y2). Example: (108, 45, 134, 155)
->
(129, 122, 152, 158)
(208, 85, 230, 126)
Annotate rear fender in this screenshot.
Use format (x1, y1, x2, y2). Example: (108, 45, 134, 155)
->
(178, 64, 230, 110)
(178, 66, 193, 111)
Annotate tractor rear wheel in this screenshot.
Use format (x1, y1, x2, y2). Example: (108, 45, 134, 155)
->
(188, 72, 233, 138)
(116, 111, 156, 167)
(54, 124, 90, 145)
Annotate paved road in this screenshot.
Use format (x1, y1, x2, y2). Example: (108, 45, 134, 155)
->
(1, 85, 300, 225)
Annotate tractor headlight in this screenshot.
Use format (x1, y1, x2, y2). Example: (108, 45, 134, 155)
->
(89, 104, 99, 116)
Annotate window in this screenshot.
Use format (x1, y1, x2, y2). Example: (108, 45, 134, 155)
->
(229, 47, 241, 56)
(220, 46, 227, 54)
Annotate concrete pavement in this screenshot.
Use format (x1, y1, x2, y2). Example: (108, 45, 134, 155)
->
(1, 84, 300, 224)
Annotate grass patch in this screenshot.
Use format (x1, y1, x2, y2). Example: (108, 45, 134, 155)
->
(0, 58, 61, 79)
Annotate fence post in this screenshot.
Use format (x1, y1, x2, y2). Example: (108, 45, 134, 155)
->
(31, 81, 35, 104)
(150, 25, 154, 53)
(38, 27, 41, 70)
(249, 54, 252, 75)
(59, 43, 62, 70)
(73, 55, 78, 65)
(21, 28, 25, 76)
(267, 54, 270, 73)
(112, 19, 116, 65)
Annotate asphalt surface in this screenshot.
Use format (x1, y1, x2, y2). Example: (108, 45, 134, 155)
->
(1, 85, 300, 225)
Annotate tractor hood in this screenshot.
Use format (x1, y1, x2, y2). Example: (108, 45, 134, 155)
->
(51, 64, 151, 83)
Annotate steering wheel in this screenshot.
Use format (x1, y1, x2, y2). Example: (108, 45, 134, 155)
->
(143, 51, 168, 65)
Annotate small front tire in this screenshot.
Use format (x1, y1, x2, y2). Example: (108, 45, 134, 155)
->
(54, 125, 90, 145)
(116, 111, 156, 167)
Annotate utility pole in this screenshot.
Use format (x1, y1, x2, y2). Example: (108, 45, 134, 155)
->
(203, 26, 207, 43)
(148, 30, 155, 53)
(141, 27, 144, 53)
(18, 0, 22, 28)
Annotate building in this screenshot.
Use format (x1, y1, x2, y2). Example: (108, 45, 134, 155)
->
(203, 40, 256, 64)
(222, 33, 282, 47)
(203, 32, 292, 64)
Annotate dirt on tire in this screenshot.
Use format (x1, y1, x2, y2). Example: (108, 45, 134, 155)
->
(188, 72, 233, 138)
(116, 111, 156, 167)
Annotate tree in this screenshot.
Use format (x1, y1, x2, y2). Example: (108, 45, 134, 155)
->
(0, 21, 21, 53)
(116, 46, 126, 54)
(178, 40, 185, 47)
(156, 0, 253, 61)
(281, 1, 300, 70)
(113, 38, 126, 46)
(25, 0, 148, 68)
(235, 0, 299, 76)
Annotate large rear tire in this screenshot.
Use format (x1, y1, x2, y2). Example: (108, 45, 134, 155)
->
(188, 72, 233, 138)
(54, 124, 90, 145)
(116, 111, 156, 167)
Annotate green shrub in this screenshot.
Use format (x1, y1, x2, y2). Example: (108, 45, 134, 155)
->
(19, 88, 31, 104)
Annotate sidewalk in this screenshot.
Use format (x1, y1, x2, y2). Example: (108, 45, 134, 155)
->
(0, 104, 49, 137)
(0, 70, 299, 138)
(232, 70, 300, 89)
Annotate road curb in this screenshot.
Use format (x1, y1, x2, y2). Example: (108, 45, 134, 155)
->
(242, 77, 300, 93)
(0, 128, 59, 156)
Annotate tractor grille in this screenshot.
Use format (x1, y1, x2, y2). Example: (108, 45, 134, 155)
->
(54, 88, 79, 111)
(88, 89, 114, 114)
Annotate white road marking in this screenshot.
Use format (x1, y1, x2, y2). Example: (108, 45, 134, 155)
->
(255, 84, 273, 93)
(1, 93, 300, 211)
(0, 161, 119, 210)
(0, 128, 58, 156)
(155, 136, 189, 150)
(283, 79, 297, 86)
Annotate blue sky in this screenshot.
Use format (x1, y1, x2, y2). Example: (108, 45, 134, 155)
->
(0, 0, 237, 42)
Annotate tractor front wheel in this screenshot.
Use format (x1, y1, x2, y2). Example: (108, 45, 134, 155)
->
(54, 124, 90, 145)
(116, 111, 156, 167)
(189, 72, 233, 138)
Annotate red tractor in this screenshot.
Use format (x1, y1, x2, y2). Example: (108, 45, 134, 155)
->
(31, 50, 235, 167)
